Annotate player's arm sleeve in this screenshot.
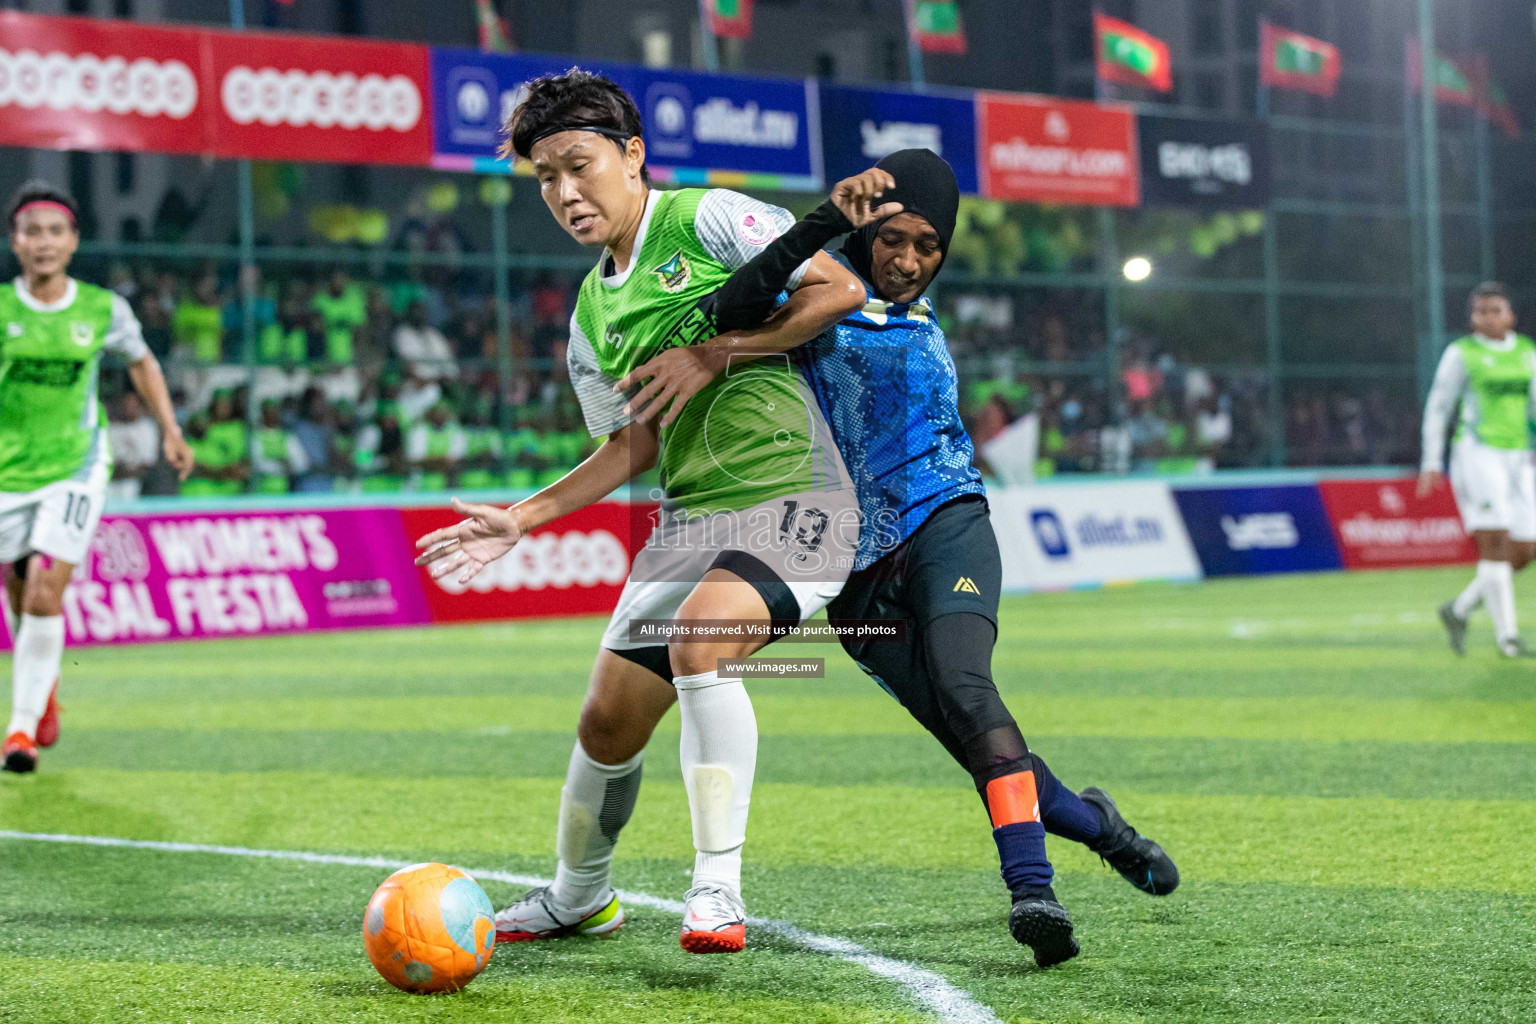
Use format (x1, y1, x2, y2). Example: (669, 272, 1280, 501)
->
(567, 314, 634, 438)
(104, 294, 151, 361)
(710, 197, 856, 333)
(1421, 345, 1465, 472)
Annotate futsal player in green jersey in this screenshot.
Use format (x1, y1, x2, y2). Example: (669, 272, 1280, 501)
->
(1420, 282, 1536, 657)
(415, 71, 871, 953)
(0, 181, 192, 773)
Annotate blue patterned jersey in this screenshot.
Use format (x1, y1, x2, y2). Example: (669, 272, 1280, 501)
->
(793, 274, 985, 570)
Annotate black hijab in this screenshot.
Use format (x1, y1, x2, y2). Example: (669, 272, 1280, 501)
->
(838, 148, 960, 291)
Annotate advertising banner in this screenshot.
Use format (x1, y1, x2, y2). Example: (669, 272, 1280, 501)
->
(991, 481, 1201, 591)
(1172, 484, 1343, 577)
(401, 500, 656, 624)
(56, 507, 431, 647)
(204, 28, 431, 166)
(818, 83, 978, 194)
(1317, 478, 1476, 569)
(0, 11, 207, 155)
(1137, 114, 1270, 208)
(976, 92, 1139, 207)
(629, 66, 822, 189)
(428, 47, 636, 172)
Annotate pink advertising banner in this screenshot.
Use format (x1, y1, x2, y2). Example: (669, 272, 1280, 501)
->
(42, 507, 430, 647)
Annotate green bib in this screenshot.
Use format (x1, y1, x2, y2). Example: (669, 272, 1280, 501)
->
(574, 189, 844, 515)
(1454, 334, 1536, 450)
(0, 280, 115, 492)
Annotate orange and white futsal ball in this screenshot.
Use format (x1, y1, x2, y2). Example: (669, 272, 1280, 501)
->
(363, 863, 496, 994)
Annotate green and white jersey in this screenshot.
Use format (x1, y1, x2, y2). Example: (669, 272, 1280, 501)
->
(0, 277, 148, 492)
(1421, 333, 1536, 470)
(566, 187, 850, 516)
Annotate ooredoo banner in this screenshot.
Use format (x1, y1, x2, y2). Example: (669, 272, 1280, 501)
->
(0, 11, 207, 155)
(1173, 483, 1343, 577)
(58, 507, 430, 646)
(991, 480, 1201, 591)
(401, 500, 657, 624)
(976, 92, 1139, 207)
(204, 28, 431, 166)
(1317, 478, 1476, 569)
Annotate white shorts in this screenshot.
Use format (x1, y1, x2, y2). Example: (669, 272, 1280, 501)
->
(1449, 440, 1536, 540)
(601, 489, 860, 652)
(0, 447, 111, 567)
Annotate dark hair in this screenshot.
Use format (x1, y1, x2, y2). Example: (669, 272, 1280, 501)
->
(501, 68, 648, 183)
(8, 179, 78, 229)
(1470, 281, 1509, 310)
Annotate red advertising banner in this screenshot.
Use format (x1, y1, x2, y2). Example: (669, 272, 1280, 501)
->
(204, 28, 431, 165)
(0, 12, 208, 155)
(1317, 478, 1476, 570)
(402, 500, 657, 625)
(976, 92, 1139, 207)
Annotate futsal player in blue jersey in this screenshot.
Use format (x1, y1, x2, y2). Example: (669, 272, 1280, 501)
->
(619, 149, 1178, 967)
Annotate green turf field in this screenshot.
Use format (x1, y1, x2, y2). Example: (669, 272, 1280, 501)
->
(3, 565, 1534, 1023)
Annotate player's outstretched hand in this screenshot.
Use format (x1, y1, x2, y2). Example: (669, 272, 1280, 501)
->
(164, 430, 195, 481)
(616, 346, 727, 429)
(1416, 469, 1444, 499)
(414, 497, 524, 584)
(830, 168, 903, 228)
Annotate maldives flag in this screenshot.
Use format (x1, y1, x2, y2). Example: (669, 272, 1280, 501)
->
(909, 0, 966, 54)
(1465, 54, 1521, 140)
(1260, 20, 1339, 97)
(1487, 82, 1521, 140)
(1406, 38, 1477, 107)
(705, 0, 753, 40)
(1094, 13, 1171, 93)
(475, 0, 512, 52)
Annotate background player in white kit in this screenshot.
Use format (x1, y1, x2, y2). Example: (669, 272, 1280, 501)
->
(0, 182, 192, 772)
(1418, 282, 1536, 658)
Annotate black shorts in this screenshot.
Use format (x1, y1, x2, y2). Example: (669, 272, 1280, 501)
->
(828, 494, 1002, 698)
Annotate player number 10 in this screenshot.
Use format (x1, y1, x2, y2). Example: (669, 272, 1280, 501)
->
(63, 493, 90, 530)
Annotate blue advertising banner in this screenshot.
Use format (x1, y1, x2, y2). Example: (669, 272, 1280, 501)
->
(428, 47, 637, 172)
(819, 84, 979, 194)
(627, 66, 822, 190)
(1172, 484, 1343, 577)
(429, 49, 823, 189)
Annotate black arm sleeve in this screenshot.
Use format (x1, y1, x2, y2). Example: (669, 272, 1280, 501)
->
(708, 199, 855, 332)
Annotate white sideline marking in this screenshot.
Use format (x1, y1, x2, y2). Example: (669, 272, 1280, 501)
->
(0, 830, 1003, 1024)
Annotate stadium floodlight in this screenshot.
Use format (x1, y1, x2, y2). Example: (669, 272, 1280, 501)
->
(1122, 256, 1153, 282)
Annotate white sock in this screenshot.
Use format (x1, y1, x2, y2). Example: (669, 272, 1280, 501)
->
(1452, 574, 1484, 618)
(675, 669, 755, 898)
(1479, 560, 1519, 644)
(7, 614, 63, 738)
(549, 742, 643, 912)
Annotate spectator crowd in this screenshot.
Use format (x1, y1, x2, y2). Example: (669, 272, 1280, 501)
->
(103, 261, 596, 501)
(97, 263, 1423, 502)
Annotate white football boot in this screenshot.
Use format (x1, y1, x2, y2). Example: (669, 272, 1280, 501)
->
(494, 885, 624, 943)
(678, 884, 746, 954)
